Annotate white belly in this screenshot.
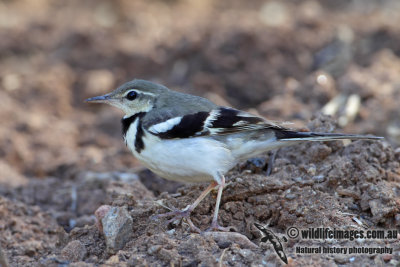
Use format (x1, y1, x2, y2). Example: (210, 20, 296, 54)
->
(125, 120, 235, 183)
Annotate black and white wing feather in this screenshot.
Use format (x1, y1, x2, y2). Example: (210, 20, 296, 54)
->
(145, 106, 383, 142)
(147, 107, 284, 139)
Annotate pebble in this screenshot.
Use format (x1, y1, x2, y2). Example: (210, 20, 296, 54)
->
(312, 175, 325, 182)
(285, 193, 297, 200)
(101, 206, 133, 253)
(95, 205, 112, 232)
(61, 240, 87, 262)
(238, 249, 254, 259)
(395, 214, 400, 226)
(147, 245, 162, 255)
(382, 254, 392, 262)
(203, 232, 258, 249)
(306, 164, 316, 176)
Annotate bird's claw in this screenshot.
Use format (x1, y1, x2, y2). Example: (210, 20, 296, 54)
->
(204, 221, 237, 232)
(151, 207, 188, 219)
(150, 207, 202, 233)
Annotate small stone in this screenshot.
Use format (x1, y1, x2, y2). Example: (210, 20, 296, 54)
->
(203, 232, 258, 249)
(312, 175, 325, 182)
(306, 164, 316, 176)
(238, 249, 255, 259)
(293, 177, 303, 182)
(217, 240, 232, 249)
(105, 255, 120, 264)
(369, 199, 395, 223)
(285, 193, 296, 200)
(166, 229, 175, 235)
(101, 206, 133, 253)
(147, 245, 162, 255)
(395, 214, 400, 226)
(61, 240, 87, 262)
(382, 254, 392, 262)
(336, 186, 360, 200)
(95, 205, 112, 232)
(245, 157, 267, 173)
(333, 254, 348, 264)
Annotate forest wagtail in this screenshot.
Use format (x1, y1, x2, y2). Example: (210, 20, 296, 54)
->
(86, 79, 382, 232)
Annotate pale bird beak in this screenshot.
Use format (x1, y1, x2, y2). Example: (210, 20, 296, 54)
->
(85, 93, 112, 103)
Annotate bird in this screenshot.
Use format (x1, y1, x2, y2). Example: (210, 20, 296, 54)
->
(86, 79, 382, 232)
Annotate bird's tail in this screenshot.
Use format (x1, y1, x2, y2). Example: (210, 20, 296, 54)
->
(276, 130, 383, 142)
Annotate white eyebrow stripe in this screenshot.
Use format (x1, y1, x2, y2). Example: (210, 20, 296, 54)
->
(149, 117, 183, 134)
(140, 92, 156, 97)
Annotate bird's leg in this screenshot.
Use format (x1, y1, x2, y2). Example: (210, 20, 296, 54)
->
(185, 181, 219, 214)
(266, 149, 278, 176)
(207, 173, 234, 232)
(152, 181, 219, 232)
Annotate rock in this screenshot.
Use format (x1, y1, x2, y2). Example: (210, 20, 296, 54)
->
(395, 214, 400, 227)
(369, 199, 396, 223)
(60, 240, 87, 262)
(203, 232, 258, 249)
(95, 205, 112, 232)
(104, 255, 120, 264)
(101, 206, 133, 253)
(382, 254, 392, 262)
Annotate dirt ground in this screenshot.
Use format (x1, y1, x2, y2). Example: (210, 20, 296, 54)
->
(1, 0, 400, 266)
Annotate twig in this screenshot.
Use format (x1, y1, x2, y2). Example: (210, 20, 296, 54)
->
(219, 248, 228, 267)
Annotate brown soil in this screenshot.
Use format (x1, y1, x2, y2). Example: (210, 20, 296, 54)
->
(1, 1, 400, 266)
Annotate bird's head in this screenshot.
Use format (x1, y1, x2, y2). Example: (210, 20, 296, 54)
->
(86, 79, 169, 117)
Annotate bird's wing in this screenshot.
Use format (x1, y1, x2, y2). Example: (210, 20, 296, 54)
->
(146, 107, 286, 139)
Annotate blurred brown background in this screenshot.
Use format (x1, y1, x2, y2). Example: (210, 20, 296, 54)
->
(1, 0, 400, 180)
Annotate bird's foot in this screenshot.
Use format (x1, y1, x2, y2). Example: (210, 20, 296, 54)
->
(150, 206, 201, 233)
(151, 206, 191, 220)
(204, 221, 237, 232)
(266, 149, 278, 176)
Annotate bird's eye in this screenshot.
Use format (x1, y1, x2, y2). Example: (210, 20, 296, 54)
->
(126, 91, 138, 101)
